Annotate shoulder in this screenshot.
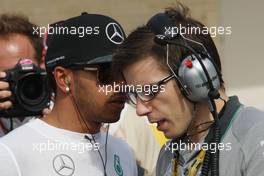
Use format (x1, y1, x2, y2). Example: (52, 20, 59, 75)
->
(105, 133, 134, 155)
(229, 106, 264, 159)
(159, 140, 173, 159)
(103, 133, 137, 167)
(0, 141, 21, 175)
(231, 106, 264, 143)
(229, 107, 264, 175)
(156, 140, 174, 175)
(0, 119, 39, 161)
(0, 118, 37, 144)
(103, 133, 138, 174)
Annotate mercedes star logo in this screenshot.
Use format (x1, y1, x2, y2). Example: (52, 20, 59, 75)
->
(53, 154, 75, 176)
(105, 22, 125, 44)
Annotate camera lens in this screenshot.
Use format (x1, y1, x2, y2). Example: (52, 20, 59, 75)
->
(21, 75, 43, 100)
(17, 73, 48, 108)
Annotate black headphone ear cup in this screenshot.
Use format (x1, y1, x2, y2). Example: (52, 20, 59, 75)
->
(178, 54, 220, 102)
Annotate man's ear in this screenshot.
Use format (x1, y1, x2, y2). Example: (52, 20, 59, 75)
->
(53, 66, 73, 94)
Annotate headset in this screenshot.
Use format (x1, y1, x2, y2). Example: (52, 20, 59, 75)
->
(147, 13, 221, 103)
(147, 13, 221, 176)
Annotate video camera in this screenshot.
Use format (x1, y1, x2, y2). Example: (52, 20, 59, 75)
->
(0, 59, 50, 117)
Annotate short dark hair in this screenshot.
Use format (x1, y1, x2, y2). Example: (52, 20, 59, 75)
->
(0, 14, 43, 64)
(113, 3, 224, 87)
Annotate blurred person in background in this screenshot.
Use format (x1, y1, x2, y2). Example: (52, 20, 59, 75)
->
(0, 14, 45, 136)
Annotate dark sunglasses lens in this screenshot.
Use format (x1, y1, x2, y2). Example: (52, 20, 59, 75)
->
(97, 64, 114, 85)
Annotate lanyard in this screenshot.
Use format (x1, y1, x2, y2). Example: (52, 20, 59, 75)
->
(172, 149, 206, 176)
(188, 149, 206, 176)
(172, 157, 178, 176)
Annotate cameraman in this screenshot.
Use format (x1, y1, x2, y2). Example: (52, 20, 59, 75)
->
(0, 14, 44, 136)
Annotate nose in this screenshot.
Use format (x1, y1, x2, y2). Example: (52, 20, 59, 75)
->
(136, 98, 152, 116)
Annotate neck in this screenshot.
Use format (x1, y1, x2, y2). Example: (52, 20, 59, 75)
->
(42, 93, 101, 134)
(187, 90, 228, 143)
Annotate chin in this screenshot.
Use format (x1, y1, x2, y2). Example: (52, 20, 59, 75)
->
(110, 112, 122, 122)
(107, 117, 120, 123)
(100, 117, 120, 123)
(99, 111, 122, 123)
(164, 132, 174, 139)
(164, 128, 185, 139)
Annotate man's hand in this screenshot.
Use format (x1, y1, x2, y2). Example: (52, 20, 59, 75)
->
(0, 72, 12, 110)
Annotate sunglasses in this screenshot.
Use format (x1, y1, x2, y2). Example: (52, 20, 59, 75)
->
(69, 63, 115, 85)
